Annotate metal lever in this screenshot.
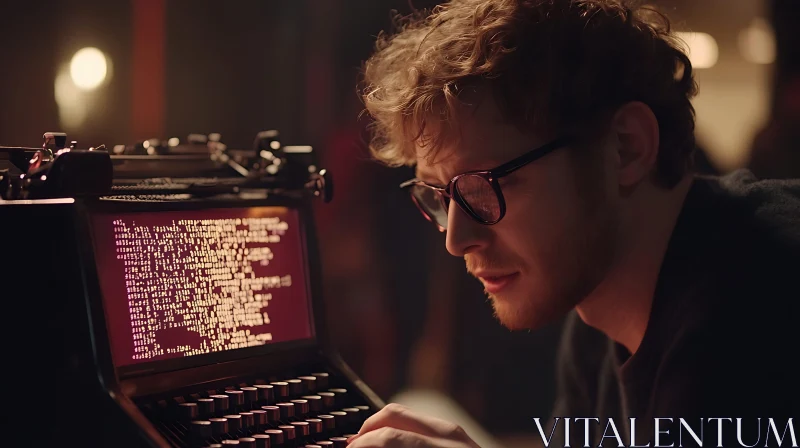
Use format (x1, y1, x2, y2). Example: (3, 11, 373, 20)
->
(305, 169, 333, 203)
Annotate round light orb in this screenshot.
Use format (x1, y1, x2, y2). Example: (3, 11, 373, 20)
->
(675, 32, 718, 69)
(739, 18, 776, 65)
(70, 47, 108, 90)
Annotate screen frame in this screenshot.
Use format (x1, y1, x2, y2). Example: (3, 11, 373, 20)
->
(75, 195, 327, 380)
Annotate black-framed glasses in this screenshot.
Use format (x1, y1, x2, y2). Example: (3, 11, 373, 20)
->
(400, 137, 570, 231)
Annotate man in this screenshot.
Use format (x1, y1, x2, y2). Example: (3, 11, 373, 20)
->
(350, 0, 800, 447)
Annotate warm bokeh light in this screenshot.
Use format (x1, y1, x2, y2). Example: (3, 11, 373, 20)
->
(70, 47, 108, 90)
(675, 32, 719, 69)
(54, 71, 88, 128)
(739, 18, 776, 65)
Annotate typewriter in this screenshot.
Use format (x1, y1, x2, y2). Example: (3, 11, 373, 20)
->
(0, 132, 383, 447)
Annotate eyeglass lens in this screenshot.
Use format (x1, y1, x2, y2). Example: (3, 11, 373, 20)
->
(411, 174, 501, 229)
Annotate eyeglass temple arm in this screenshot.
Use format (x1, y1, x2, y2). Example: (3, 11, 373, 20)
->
(490, 136, 570, 177)
(399, 178, 449, 191)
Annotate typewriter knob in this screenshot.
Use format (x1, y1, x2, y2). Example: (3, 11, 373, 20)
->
(42, 132, 67, 151)
(253, 130, 280, 152)
(143, 138, 162, 155)
(188, 133, 209, 145)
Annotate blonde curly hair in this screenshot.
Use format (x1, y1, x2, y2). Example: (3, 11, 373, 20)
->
(361, 0, 698, 187)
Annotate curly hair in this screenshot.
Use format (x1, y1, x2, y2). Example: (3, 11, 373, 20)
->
(361, 0, 699, 187)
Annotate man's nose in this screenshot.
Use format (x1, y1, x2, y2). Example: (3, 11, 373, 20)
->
(445, 200, 490, 257)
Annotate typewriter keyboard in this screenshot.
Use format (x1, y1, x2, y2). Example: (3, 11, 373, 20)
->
(139, 370, 376, 447)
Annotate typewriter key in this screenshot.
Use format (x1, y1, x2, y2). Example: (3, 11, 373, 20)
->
(277, 402, 295, 421)
(310, 373, 329, 390)
(278, 425, 296, 447)
(239, 412, 255, 431)
(238, 437, 257, 448)
(252, 434, 271, 448)
(290, 399, 309, 418)
(265, 429, 284, 446)
(226, 390, 245, 411)
(198, 398, 216, 418)
(241, 387, 259, 409)
(329, 437, 348, 448)
(317, 392, 335, 409)
(305, 418, 322, 437)
(317, 414, 336, 436)
(190, 420, 212, 443)
(224, 414, 243, 434)
(328, 412, 347, 431)
(302, 395, 323, 413)
(327, 389, 347, 407)
(270, 382, 290, 401)
(179, 402, 199, 420)
(254, 385, 275, 405)
(251, 409, 267, 430)
(261, 405, 280, 423)
(210, 395, 231, 416)
(298, 376, 317, 393)
(287, 379, 303, 397)
(209, 417, 229, 437)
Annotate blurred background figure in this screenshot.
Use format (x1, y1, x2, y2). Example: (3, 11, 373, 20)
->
(1, 0, 796, 446)
(747, 0, 800, 179)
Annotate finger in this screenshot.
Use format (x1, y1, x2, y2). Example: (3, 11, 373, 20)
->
(354, 403, 470, 441)
(349, 426, 464, 448)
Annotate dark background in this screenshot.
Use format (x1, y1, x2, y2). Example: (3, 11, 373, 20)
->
(3, 0, 799, 443)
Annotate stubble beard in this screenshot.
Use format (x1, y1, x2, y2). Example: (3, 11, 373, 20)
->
(489, 195, 619, 331)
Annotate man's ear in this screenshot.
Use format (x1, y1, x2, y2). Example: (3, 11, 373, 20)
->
(611, 101, 660, 188)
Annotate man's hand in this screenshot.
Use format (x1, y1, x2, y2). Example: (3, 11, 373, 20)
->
(347, 403, 481, 447)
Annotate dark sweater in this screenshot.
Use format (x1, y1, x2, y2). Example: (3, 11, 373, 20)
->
(549, 170, 800, 447)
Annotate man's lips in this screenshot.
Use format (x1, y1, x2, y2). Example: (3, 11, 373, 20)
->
(475, 272, 520, 294)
